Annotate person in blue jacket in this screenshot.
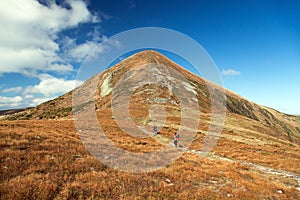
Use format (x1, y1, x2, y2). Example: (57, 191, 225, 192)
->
(174, 132, 180, 147)
(153, 125, 158, 135)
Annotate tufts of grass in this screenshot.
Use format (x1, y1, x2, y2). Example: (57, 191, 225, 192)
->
(0, 120, 299, 199)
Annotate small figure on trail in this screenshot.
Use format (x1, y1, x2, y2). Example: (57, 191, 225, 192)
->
(154, 125, 158, 135)
(174, 132, 180, 147)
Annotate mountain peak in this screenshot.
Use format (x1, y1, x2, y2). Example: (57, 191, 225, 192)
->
(132, 50, 165, 57)
(123, 50, 170, 65)
(112, 50, 189, 76)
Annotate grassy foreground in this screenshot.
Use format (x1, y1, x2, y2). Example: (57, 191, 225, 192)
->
(1, 119, 299, 199)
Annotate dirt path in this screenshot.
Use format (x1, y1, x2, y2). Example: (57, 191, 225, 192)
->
(187, 148, 300, 191)
(150, 133, 300, 191)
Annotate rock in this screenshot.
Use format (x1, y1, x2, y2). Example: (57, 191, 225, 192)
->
(277, 189, 283, 194)
(165, 178, 171, 183)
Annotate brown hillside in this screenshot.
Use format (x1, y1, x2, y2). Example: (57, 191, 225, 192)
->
(1, 50, 300, 199)
(6, 50, 299, 144)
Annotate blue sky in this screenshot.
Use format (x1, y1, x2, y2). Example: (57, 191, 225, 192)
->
(0, 0, 299, 115)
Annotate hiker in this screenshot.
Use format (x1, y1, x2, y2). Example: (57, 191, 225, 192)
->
(153, 125, 158, 135)
(174, 132, 179, 147)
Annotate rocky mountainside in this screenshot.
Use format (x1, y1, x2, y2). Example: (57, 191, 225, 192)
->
(4, 50, 300, 144)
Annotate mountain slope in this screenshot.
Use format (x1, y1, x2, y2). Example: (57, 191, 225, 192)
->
(3, 50, 300, 172)
(5, 50, 300, 144)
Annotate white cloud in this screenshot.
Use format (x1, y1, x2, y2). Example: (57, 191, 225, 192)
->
(1, 86, 22, 93)
(222, 69, 241, 76)
(67, 41, 100, 62)
(24, 94, 34, 99)
(24, 74, 83, 97)
(0, 96, 23, 108)
(62, 29, 120, 63)
(0, 73, 84, 109)
(82, 37, 121, 63)
(30, 97, 53, 107)
(47, 63, 74, 73)
(0, 0, 117, 110)
(0, 0, 99, 75)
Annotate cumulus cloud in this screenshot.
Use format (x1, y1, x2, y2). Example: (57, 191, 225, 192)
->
(0, 0, 122, 110)
(1, 87, 22, 93)
(66, 40, 100, 62)
(47, 63, 74, 73)
(222, 69, 241, 76)
(0, 0, 117, 110)
(0, 74, 83, 109)
(24, 94, 34, 99)
(20, 74, 83, 107)
(62, 31, 120, 63)
(24, 74, 83, 97)
(0, 0, 99, 75)
(0, 96, 23, 108)
(30, 97, 53, 107)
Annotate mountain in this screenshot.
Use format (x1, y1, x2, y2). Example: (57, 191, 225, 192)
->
(1, 50, 300, 199)
(5, 50, 300, 144)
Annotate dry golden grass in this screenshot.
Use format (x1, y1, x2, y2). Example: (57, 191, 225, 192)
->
(1, 119, 300, 199)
